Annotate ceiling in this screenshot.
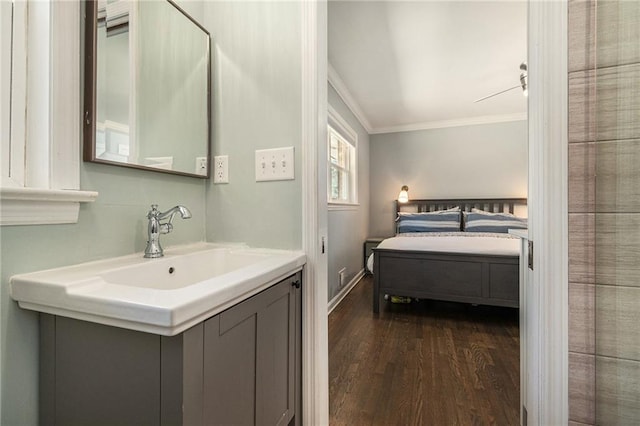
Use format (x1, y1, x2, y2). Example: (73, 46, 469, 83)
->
(328, 1, 527, 134)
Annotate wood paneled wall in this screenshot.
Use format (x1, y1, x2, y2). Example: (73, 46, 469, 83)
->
(568, 1, 640, 424)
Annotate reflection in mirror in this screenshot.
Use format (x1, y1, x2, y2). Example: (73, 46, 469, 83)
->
(86, 0, 210, 178)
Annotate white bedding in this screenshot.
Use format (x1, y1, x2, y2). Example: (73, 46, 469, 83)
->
(367, 232, 520, 273)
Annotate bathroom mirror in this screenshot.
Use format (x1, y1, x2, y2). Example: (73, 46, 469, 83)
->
(84, 0, 211, 178)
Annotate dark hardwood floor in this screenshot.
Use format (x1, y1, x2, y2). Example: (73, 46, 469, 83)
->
(328, 275, 520, 426)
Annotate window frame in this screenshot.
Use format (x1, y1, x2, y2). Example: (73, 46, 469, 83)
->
(1, 0, 98, 226)
(327, 106, 358, 208)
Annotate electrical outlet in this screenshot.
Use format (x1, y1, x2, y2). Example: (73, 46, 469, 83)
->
(338, 267, 346, 287)
(213, 155, 228, 183)
(255, 147, 294, 181)
(195, 157, 208, 176)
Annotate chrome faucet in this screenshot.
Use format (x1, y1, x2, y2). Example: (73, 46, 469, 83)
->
(144, 204, 192, 258)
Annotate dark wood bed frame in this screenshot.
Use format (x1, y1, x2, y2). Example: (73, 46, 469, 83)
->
(372, 198, 527, 313)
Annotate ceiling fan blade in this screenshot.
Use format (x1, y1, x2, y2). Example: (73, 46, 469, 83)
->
(474, 84, 521, 103)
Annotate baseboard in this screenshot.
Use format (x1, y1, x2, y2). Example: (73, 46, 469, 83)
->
(327, 269, 365, 315)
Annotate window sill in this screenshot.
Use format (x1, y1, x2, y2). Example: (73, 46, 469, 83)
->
(328, 203, 360, 211)
(0, 187, 99, 226)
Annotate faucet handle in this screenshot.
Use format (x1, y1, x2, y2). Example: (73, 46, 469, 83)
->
(147, 204, 159, 219)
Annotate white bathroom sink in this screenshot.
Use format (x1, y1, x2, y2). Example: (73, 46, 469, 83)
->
(10, 243, 306, 335)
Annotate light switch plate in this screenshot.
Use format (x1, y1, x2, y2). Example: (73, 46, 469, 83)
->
(255, 147, 295, 181)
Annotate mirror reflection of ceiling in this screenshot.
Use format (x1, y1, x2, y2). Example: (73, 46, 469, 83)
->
(328, 1, 527, 133)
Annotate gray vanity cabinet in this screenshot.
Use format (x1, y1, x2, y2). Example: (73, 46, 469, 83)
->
(203, 273, 297, 426)
(39, 272, 302, 426)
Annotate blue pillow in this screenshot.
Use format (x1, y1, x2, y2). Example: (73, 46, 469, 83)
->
(397, 211, 461, 233)
(463, 211, 527, 233)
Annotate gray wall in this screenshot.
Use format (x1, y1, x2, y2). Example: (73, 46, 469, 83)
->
(204, 1, 302, 250)
(327, 84, 370, 303)
(369, 120, 528, 236)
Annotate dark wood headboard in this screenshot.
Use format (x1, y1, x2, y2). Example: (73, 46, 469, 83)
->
(396, 198, 528, 215)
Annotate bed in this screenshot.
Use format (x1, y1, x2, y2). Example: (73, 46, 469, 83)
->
(372, 198, 527, 313)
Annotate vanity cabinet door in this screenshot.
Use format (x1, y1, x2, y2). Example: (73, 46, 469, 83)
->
(203, 304, 257, 423)
(203, 273, 299, 426)
(256, 276, 296, 426)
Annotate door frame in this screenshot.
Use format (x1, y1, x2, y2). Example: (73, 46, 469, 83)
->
(526, 1, 569, 424)
(301, 0, 329, 424)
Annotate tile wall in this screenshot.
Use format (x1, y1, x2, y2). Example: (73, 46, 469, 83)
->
(568, 1, 640, 424)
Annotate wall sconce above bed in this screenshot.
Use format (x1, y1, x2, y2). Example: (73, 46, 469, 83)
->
(398, 186, 409, 203)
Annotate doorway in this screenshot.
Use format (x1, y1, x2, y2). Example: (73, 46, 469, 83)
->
(325, 1, 528, 423)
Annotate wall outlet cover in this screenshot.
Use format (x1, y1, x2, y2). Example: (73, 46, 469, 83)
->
(213, 155, 228, 183)
(338, 267, 346, 287)
(195, 157, 208, 176)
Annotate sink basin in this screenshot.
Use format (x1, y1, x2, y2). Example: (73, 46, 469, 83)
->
(10, 243, 306, 335)
(101, 248, 282, 290)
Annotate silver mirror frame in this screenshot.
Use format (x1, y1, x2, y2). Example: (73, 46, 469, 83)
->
(83, 0, 211, 179)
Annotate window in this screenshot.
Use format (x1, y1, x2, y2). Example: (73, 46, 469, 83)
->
(327, 107, 357, 205)
(0, 1, 97, 226)
(328, 128, 353, 202)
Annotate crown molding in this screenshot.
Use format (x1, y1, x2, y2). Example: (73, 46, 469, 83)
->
(327, 63, 373, 133)
(370, 112, 527, 135)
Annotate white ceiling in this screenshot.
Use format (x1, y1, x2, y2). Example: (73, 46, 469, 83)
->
(328, 1, 527, 134)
